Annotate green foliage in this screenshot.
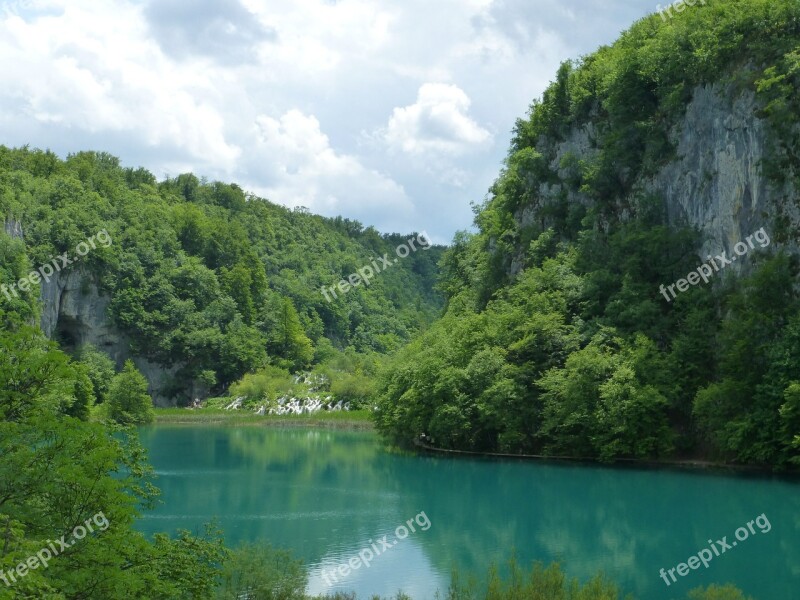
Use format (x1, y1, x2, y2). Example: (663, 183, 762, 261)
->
(380, 217, 798, 465)
(75, 343, 117, 403)
(442, 559, 627, 600)
(0, 326, 226, 599)
(148, 525, 229, 600)
(229, 365, 294, 404)
(780, 383, 800, 465)
(330, 371, 376, 408)
(375, 0, 800, 468)
(693, 254, 800, 465)
(65, 361, 95, 420)
(755, 48, 800, 200)
(211, 552, 751, 600)
(0, 146, 445, 405)
(107, 360, 154, 425)
(267, 297, 315, 370)
(0, 234, 38, 328)
(0, 326, 88, 421)
(216, 543, 306, 600)
(687, 584, 756, 600)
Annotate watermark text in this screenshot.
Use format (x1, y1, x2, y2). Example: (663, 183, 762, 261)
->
(1, 229, 112, 302)
(659, 227, 770, 302)
(0, 511, 110, 587)
(659, 513, 771, 587)
(320, 511, 431, 586)
(321, 232, 431, 303)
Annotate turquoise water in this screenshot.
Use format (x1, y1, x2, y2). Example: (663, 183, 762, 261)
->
(136, 426, 799, 599)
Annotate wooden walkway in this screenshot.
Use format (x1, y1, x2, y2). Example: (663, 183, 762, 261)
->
(412, 439, 779, 473)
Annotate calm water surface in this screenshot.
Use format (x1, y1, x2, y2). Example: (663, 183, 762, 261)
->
(136, 426, 799, 599)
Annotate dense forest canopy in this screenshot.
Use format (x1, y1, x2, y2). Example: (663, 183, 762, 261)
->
(375, 0, 800, 468)
(0, 146, 448, 597)
(0, 146, 444, 405)
(1, 0, 795, 597)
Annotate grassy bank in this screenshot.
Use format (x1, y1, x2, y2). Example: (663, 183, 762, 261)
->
(153, 408, 374, 430)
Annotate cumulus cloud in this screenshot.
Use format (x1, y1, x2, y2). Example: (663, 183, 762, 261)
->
(253, 110, 414, 230)
(384, 83, 492, 157)
(0, 1, 242, 171)
(475, 0, 651, 53)
(0, 0, 659, 240)
(144, 0, 276, 64)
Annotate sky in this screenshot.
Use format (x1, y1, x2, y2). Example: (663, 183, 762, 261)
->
(0, 0, 658, 243)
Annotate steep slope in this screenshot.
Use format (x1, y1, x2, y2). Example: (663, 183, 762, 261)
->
(0, 148, 444, 404)
(376, 0, 800, 467)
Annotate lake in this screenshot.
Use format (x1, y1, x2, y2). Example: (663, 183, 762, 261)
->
(136, 426, 799, 599)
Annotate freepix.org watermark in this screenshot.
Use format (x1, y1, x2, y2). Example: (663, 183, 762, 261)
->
(659, 227, 770, 303)
(656, 0, 706, 22)
(659, 513, 771, 587)
(1, 229, 112, 302)
(320, 232, 431, 303)
(0, 512, 110, 587)
(320, 511, 431, 587)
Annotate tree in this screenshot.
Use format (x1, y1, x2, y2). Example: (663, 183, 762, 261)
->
(267, 298, 314, 371)
(216, 543, 306, 600)
(0, 326, 79, 421)
(75, 343, 117, 404)
(107, 360, 154, 425)
(66, 361, 95, 420)
(0, 327, 226, 598)
(219, 264, 255, 324)
(780, 383, 800, 466)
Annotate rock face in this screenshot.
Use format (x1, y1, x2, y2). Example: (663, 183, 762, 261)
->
(0, 220, 179, 407)
(37, 267, 178, 406)
(514, 80, 796, 275)
(643, 81, 794, 261)
(4, 219, 23, 240)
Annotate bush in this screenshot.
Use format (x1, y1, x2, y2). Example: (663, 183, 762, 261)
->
(216, 543, 306, 600)
(330, 372, 376, 408)
(688, 584, 756, 600)
(75, 343, 116, 403)
(107, 360, 154, 425)
(443, 560, 627, 600)
(229, 365, 294, 404)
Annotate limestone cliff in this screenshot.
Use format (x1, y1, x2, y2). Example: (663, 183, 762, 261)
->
(38, 267, 178, 406)
(512, 79, 796, 278)
(2, 219, 179, 406)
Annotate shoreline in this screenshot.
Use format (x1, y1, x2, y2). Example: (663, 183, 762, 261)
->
(149, 413, 797, 475)
(153, 408, 375, 430)
(412, 440, 800, 477)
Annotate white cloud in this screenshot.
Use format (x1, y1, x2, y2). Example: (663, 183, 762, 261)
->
(0, 1, 241, 171)
(144, 0, 276, 64)
(383, 83, 492, 157)
(0, 0, 659, 240)
(252, 110, 414, 229)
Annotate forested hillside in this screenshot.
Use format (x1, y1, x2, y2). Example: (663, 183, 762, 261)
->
(375, 0, 800, 468)
(0, 147, 443, 405)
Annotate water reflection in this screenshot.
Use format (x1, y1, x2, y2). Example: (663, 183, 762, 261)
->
(137, 426, 800, 600)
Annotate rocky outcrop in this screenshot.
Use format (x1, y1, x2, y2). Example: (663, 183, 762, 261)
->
(4, 219, 23, 240)
(3, 217, 180, 406)
(38, 267, 178, 406)
(514, 79, 796, 275)
(642, 81, 794, 262)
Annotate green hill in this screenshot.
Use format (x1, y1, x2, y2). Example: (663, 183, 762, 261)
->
(375, 0, 800, 468)
(0, 147, 444, 405)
